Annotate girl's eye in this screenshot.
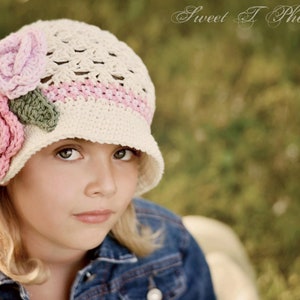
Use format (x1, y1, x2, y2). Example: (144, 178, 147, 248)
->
(114, 148, 138, 161)
(56, 148, 82, 161)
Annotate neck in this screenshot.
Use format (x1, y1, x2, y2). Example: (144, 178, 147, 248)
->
(24, 250, 88, 300)
(28, 244, 88, 283)
(22, 236, 89, 290)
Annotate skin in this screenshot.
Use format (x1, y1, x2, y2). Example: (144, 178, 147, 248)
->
(5, 139, 140, 299)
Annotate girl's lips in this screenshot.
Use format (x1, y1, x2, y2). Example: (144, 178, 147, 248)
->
(73, 210, 113, 224)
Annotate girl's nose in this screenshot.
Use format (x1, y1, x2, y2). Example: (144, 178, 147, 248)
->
(84, 160, 117, 198)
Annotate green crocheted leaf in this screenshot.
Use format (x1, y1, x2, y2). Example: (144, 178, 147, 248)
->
(8, 88, 59, 132)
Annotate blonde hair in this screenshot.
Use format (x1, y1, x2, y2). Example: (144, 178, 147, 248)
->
(0, 187, 161, 285)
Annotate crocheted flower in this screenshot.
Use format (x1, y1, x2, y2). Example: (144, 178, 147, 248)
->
(0, 27, 47, 100)
(0, 95, 24, 181)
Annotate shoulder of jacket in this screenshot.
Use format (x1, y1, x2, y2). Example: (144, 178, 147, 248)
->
(133, 198, 187, 232)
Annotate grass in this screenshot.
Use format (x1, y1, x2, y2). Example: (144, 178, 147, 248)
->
(1, 0, 299, 298)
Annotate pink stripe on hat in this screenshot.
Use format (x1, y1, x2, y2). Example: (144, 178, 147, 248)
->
(42, 80, 153, 124)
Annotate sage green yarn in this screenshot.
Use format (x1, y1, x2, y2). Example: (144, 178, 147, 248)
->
(9, 88, 59, 132)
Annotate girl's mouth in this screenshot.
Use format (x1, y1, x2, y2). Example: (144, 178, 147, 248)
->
(73, 210, 113, 224)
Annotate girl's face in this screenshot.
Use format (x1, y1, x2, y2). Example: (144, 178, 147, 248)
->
(6, 139, 139, 259)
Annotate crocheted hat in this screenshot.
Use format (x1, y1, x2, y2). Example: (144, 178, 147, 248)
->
(0, 19, 164, 195)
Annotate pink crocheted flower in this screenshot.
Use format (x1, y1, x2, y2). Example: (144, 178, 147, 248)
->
(0, 95, 24, 181)
(0, 27, 47, 100)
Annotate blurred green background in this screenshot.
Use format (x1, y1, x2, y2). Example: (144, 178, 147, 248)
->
(1, 0, 299, 299)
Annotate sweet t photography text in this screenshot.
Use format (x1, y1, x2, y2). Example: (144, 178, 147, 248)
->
(171, 4, 300, 28)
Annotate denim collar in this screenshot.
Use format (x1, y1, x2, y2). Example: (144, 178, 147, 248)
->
(89, 234, 138, 264)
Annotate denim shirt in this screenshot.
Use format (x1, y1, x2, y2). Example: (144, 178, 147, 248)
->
(0, 198, 216, 299)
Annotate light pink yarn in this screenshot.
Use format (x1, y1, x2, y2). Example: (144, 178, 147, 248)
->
(0, 28, 47, 99)
(0, 95, 25, 180)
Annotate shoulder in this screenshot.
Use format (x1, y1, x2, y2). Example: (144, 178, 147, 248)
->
(133, 198, 185, 232)
(133, 198, 192, 251)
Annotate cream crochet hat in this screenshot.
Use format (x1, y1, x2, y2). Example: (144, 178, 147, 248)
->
(0, 19, 164, 195)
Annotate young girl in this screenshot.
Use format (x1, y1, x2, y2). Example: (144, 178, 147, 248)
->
(0, 19, 216, 299)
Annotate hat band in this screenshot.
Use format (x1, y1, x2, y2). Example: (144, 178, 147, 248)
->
(42, 80, 153, 124)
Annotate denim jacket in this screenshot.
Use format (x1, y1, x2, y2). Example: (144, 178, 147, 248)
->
(0, 198, 216, 299)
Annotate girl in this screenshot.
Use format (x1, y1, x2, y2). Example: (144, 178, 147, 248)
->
(0, 19, 216, 299)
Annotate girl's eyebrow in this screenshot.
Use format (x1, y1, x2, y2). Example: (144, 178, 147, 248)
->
(47, 139, 83, 151)
(55, 138, 86, 145)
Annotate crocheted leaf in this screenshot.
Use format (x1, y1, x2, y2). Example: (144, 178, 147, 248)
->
(8, 88, 59, 132)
